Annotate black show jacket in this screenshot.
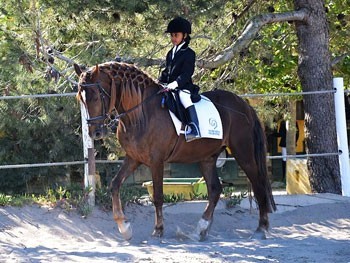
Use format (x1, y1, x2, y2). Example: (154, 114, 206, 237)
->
(159, 42, 196, 92)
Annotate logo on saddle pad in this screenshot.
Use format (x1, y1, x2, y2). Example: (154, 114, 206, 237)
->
(208, 118, 221, 136)
(169, 95, 223, 140)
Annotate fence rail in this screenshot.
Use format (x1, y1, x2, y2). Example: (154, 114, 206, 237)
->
(0, 152, 342, 170)
(0, 89, 338, 101)
(0, 93, 76, 100)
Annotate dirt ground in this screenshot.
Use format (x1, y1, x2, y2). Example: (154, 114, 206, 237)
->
(1, 193, 350, 263)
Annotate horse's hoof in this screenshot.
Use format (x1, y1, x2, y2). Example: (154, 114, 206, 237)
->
(118, 220, 133, 240)
(188, 230, 208, 241)
(199, 230, 209, 241)
(152, 228, 164, 238)
(250, 229, 267, 240)
(194, 218, 211, 241)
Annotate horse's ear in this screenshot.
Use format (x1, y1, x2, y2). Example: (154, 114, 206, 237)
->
(91, 64, 99, 79)
(73, 63, 82, 76)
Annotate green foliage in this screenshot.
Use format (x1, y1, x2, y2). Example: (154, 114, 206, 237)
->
(95, 186, 112, 211)
(33, 184, 93, 216)
(0, 193, 33, 206)
(1, 0, 349, 92)
(192, 191, 208, 200)
(95, 185, 148, 211)
(0, 194, 12, 206)
(120, 185, 148, 206)
(163, 193, 186, 203)
(221, 186, 248, 208)
(0, 96, 82, 193)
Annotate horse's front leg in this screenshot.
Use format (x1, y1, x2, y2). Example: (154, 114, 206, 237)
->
(110, 156, 140, 240)
(150, 162, 165, 237)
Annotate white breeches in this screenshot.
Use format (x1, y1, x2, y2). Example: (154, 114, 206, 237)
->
(178, 89, 193, 108)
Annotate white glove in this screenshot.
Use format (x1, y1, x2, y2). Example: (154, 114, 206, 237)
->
(167, 81, 178, 90)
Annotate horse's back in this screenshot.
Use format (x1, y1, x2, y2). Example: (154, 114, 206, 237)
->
(203, 89, 248, 108)
(202, 89, 253, 121)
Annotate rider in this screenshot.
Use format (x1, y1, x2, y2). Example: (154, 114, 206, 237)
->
(159, 16, 201, 142)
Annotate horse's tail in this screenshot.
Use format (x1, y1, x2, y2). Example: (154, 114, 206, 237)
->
(253, 113, 277, 212)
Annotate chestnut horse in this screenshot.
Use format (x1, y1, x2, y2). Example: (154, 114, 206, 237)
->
(74, 61, 276, 241)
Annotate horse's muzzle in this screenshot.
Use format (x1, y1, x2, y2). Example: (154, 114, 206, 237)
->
(90, 127, 108, 140)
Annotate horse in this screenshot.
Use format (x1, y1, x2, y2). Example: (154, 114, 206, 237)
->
(74, 61, 276, 241)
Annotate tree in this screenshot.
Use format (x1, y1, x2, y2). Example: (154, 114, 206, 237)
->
(197, 1, 343, 194)
(294, 0, 341, 193)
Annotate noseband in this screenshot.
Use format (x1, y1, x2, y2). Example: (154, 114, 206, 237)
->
(80, 82, 118, 129)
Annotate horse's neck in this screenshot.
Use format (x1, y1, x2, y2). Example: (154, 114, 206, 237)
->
(115, 73, 158, 128)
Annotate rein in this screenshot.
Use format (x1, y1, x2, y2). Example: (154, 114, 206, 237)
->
(115, 89, 164, 119)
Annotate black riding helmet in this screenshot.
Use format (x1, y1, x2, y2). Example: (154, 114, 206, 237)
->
(165, 17, 191, 34)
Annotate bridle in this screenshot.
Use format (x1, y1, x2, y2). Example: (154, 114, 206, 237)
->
(79, 82, 118, 130)
(80, 81, 166, 130)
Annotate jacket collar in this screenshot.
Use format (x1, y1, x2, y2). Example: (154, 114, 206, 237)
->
(171, 41, 189, 59)
(172, 41, 185, 59)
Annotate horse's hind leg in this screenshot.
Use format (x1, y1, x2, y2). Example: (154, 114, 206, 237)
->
(243, 164, 270, 238)
(227, 115, 275, 239)
(193, 157, 222, 241)
(234, 151, 271, 239)
(110, 156, 140, 240)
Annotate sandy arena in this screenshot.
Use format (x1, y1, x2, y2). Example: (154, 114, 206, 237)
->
(1, 193, 350, 263)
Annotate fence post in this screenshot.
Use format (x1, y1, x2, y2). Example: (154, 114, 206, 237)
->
(80, 101, 96, 206)
(333, 77, 350, 196)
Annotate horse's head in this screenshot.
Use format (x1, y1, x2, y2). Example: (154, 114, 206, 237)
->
(75, 63, 116, 140)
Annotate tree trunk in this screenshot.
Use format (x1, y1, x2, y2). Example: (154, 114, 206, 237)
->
(294, 0, 341, 193)
(286, 100, 297, 155)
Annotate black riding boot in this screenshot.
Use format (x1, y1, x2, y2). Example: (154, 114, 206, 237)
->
(185, 105, 201, 142)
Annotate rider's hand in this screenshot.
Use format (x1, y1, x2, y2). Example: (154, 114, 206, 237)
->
(167, 81, 178, 90)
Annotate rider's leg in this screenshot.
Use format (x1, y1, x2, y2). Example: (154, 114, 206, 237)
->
(179, 89, 201, 142)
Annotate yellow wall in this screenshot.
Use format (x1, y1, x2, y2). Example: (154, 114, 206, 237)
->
(286, 159, 312, 194)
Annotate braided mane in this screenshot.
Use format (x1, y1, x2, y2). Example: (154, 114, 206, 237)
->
(98, 61, 158, 125)
(99, 61, 156, 87)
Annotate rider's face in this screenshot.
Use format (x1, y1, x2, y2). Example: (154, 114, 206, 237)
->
(170, 32, 186, 46)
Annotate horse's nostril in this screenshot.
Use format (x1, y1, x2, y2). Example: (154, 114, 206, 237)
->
(92, 128, 107, 140)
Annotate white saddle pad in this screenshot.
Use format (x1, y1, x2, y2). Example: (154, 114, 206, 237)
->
(169, 95, 223, 140)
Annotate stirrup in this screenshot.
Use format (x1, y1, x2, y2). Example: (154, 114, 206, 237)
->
(185, 123, 201, 142)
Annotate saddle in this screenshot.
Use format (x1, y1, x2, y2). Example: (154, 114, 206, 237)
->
(161, 85, 201, 124)
(161, 88, 223, 140)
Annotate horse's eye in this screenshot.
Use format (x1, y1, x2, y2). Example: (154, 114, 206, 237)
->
(86, 89, 99, 102)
